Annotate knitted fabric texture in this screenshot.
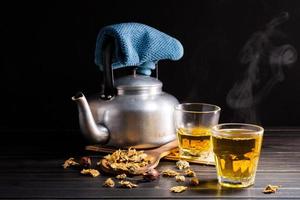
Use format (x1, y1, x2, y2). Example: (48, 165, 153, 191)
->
(95, 23, 183, 75)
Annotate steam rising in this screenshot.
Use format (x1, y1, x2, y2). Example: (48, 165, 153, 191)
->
(226, 12, 297, 123)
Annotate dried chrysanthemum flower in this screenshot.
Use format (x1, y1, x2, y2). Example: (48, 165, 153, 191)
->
(170, 186, 187, 193)
(62, 157, 79, 169)
(103, 178, 115, 188)
(162, 169, 179, 177)
(116, 173, 127, 180)
(190, 177, 200, 186)
(119, 180, 138, 188)
(184, 169, 196, 177)
(102, 147, 150, 174)
(176, 160, 190, 170)
(80, 169, 100, 177)
(175, 175, 185, 182)
(263, 185, 280, 194)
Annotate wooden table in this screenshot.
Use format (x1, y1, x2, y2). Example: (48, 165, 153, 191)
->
(0, 129, 299, 199)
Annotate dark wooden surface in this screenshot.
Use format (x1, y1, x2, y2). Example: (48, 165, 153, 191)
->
(0, 130, 300, 199)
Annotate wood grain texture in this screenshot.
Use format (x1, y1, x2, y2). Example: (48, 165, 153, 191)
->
(0, 130, 299, 199)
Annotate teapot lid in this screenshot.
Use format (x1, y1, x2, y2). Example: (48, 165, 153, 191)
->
(115, 75, 162, 94)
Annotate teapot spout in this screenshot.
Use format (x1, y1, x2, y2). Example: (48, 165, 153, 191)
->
(72, 92, 109, 144)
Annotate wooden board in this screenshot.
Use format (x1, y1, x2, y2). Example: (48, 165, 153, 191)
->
(85, 145, 215, 166)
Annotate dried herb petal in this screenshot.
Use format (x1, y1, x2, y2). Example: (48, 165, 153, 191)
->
(103, 178, 115, 187)
(184, 169, 196, 177)
(170, 186, 187, 193)
(80, 169, 100, 177)
(116, 173, 127, 180)
(175, 175, 185, 182)
(119, 180, 138, 188)
(162, 169, 179, 177)
(263, 185, 280, 194)
(176, 160, 190, 170)
(62, 157, 79, 169)
(102, 147, 150, 174)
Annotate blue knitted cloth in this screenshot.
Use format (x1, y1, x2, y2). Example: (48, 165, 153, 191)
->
(95, 23, 184, 75)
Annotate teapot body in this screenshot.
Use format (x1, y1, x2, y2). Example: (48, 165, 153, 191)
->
(87, 91, 179, 148)
(74, 32, 183, 148)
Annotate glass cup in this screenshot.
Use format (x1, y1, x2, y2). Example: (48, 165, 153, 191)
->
(211, 123, 264, 188)
(174, 103, 221, 163)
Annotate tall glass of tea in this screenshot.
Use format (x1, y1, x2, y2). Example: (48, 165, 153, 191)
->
(211, 123, 264, 188)
(174, 103, 221, 163)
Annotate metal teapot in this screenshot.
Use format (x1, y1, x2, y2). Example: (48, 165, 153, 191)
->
(72, 42, 179, 148)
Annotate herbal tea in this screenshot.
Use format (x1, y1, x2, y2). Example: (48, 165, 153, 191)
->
(212, 129, 263, 188)
(177, 127, 212, 158)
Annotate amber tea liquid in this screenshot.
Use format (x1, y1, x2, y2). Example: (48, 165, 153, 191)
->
(212, 129, 263, 188)
(177, 127, 212, 160)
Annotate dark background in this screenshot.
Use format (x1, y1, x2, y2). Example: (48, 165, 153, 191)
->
(1, 0, 300, 132)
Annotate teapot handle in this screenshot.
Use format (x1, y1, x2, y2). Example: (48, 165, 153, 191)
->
(101, 37, 115, 100)
(101, 37, 159, 100)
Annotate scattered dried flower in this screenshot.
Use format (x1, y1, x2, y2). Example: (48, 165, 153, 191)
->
(103, 178, 115, 187)
(119, 180, 138, 188)
(102, 147, 150, 174)
(190, 177, 200, 186)
(143, 169, 160, 181)
(80, 169, 100, 177)
(170, 186, 187, 193)
(116, 173, 127, 180)
(175, 175, 185, 182)
(184, 169, 196, 177)
(263, 185, 280, 194)
(176, 160, 190, 170)
(80, 156, 92, 168)
(162, 169, 179, 177)
(62, 157, 79, 169)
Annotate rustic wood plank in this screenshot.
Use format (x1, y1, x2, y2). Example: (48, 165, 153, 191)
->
(1, 151, 300, 172)
(0, 131, 300, 199)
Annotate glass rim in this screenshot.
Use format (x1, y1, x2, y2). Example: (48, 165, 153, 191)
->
(175, 103, 221, 114)
(212, 123, 264, 136)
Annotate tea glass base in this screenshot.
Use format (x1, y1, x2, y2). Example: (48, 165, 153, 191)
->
(218, 176, 255, 188)
(179, 149, 214, 164)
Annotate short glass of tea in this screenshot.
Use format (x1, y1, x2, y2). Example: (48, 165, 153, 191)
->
(211, 123, 264, 188)
(174, 103, 221, 163)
